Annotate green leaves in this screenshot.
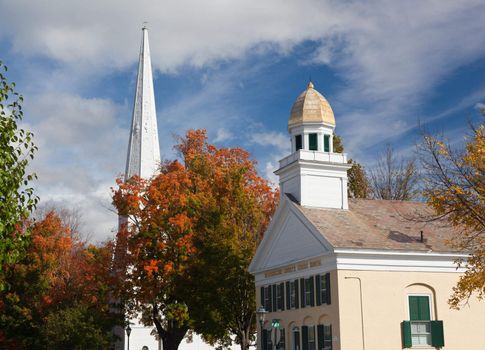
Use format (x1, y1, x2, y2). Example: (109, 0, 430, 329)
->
(0, 61, 39, 290)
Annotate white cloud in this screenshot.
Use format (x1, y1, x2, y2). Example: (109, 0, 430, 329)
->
(249, 131, 289, 153)
(214, 128, 234, 143)
(24, 93, 127, 242)
(2, 0, 485, 240)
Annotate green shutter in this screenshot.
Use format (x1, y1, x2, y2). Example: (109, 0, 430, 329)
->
(309, 133, 318, 151)
(286, 281, 291, 309)
(315, 275, 321, 306)
(309, 276, 315, 306)
(260, 287, 265, 310)
(300, 278, 305, 308)
(266, 286, 273, 312)
(262, 329, 268, 350)
(324, 135, 330, 152)
(295, 280, 300, 309)
(317, 325, 324, 350)
(409, 296, 430, 320)
(401, 321, 412, 348)
(325, 273, 331, 305)
(279, 283, 285, 310)
(431, 320, 444, 347)
(273, 284, 277, 311)
(302, 326, 308, 350)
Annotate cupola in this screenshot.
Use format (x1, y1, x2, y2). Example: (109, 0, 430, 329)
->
(287, 82, 336, 153)
(275, 82, 351, 209)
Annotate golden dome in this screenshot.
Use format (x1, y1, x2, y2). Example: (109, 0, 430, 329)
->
(288, 82, 335, 130)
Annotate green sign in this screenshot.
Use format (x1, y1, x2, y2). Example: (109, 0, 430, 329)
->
(271, 319, 280, 329)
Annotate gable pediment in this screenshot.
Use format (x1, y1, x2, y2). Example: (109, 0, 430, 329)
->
(249, 195, 333, 273)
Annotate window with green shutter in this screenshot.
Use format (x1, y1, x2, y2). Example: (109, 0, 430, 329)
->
(401, 295, 444, 348)
(295, 135, 303, 151)
(317, 324, 332, 350)
(305, 277, 314, 306)
(309, 133, 318, 151)
(324, 135, 330, 152)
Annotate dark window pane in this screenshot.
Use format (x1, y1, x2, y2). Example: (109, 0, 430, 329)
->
(324, 135, 330, 152)
(309, 133, 318, 151)
(295, 135, 303, 151)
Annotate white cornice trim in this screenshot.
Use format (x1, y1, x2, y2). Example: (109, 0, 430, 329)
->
(334, 249, 467, 273)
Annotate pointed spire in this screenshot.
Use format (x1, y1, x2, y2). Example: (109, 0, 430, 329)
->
(125, 26, 161, 179)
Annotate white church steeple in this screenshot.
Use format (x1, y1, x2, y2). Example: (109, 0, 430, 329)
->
(275, 82, 351, 209)
(125, 26, 161, 179)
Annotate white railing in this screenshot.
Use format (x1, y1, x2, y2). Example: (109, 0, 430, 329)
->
(278, 150, 347, 168)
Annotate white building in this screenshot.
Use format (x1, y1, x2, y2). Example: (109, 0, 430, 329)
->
(249, 83, 485, 350)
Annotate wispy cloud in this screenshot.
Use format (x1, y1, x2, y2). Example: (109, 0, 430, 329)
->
(2, 0, 484, 241)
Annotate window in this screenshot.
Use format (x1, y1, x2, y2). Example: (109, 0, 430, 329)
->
(263, 286, 271, 311)
(401, 294, 444, 348)
(317, 325, 332, 350)
(409, 296, 431, 346)
(299, 277, 315, 308)
(309, 133, 318, 151)
(277, 329, 285, 350)
(286, 280, 300, 309)
(307, 326, 315, 350)
(276, 283, 284, 310)
(305, 279, 312, 306)
(316, 273, 331, 305)
(265, 329, 273, 350)
(302, 326, 315, 350)
(295, 135, 303, 151)
(324, 135, 330, 152)
(323, 325, 332, 350)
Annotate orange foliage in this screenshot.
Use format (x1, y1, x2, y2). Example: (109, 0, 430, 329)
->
(111, 129, 278, 326)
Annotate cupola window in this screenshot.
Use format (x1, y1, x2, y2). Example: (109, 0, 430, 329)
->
(295, 135, 303, 151)
(324, 135, 330, 152)
(309, 133, 318, 151)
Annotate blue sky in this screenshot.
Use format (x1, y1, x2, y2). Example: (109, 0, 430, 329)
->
(1, 0, 484, 241)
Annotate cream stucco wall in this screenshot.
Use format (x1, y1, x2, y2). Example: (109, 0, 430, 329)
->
(337, 269, 485, 350)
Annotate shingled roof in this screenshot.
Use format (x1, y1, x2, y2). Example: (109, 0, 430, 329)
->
(289, 196, 461, 253)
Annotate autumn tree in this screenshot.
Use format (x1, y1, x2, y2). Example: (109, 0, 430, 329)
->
(112, 130, 278, 350)
(418, 116, 485, 308)
(177, 131, 278, 350)
(333, 134, 370, 198)
(0, 211, 120, 349)
(0, 61, 38, 289)
(368, 144, 419, 200)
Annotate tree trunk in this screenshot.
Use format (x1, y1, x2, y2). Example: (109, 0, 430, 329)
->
(239, 329, 250, 350)
(152, 305, 188, 350)
(161, 327, 188, 350)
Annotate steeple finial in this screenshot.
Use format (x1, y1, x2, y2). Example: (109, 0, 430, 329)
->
(125, 26, 161, 180)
